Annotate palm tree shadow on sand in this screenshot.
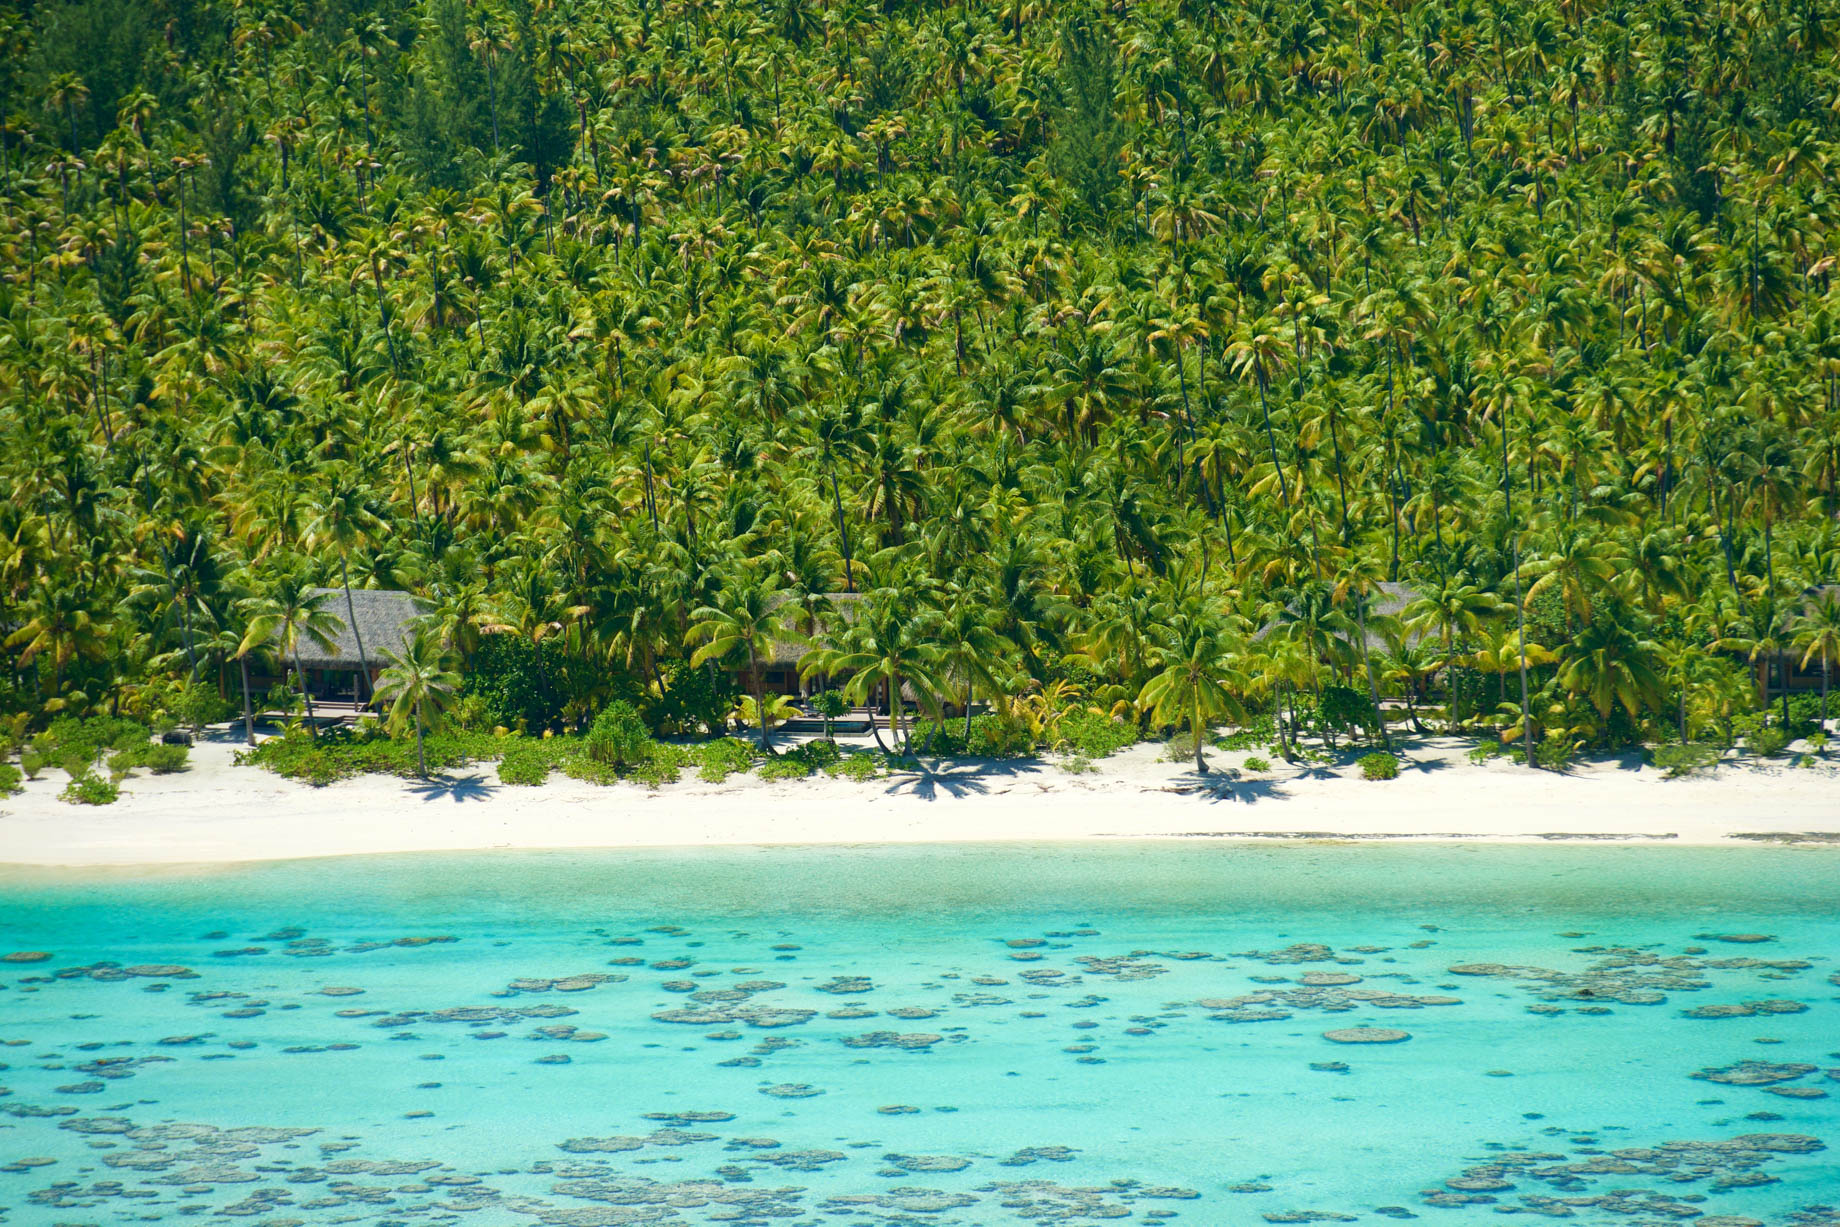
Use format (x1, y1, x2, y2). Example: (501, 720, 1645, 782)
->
(879, 756, 1050, 800)
(407, 772, 500, 803)
(1164, 769, 1291, 803)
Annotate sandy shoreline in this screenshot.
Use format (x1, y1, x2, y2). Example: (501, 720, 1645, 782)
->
(1, 733, 1835, 867)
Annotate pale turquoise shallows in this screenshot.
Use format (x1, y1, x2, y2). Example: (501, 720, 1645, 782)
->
(0, 842, 1835, 1225)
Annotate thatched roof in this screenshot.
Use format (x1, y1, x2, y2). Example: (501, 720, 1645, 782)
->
(1253, 580, 1421, 653)
(766, 591, 863, 667)
(293, 588, 425, 670)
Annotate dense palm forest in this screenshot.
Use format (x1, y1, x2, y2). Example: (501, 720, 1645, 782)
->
(4, 0, 1840, 768)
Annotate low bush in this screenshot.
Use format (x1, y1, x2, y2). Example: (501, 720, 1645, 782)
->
(143, 743, 191, 774)
(1214, 716, 1277, 750)
(1536, 735, 1580, 772)
(1055, 710, 1137, 759)
(758, 755, 814, 781)
(19, 751, 43, 780)
(585, 702, 650, 767)
(694, 738, 757, 783)
(631, 743, 691, 788)
(238, 728, 505, 785)
(1746, 726, 1790, 758)
(496, 744, 552, 786)
(1162, 732, 1198, 763)
(1358, 751, 1400, 781)
(0, 762, 21, 795)
(1242, 755, 1270, 773)
(1060, 755, 1096, 774)
(60, 771, 120, 806)
(1466, 741, 1504, 765)
(911, 715, 1037, 758)
(1651, 742, 1720, 779)
(826, 753, 880, 781)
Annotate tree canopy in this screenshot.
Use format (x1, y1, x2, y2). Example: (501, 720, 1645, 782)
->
(3, 0, 1839, 753)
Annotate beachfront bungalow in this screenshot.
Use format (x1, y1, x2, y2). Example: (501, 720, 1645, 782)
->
(261, 588, 425, 710)
(1753, 584, 1840, 699)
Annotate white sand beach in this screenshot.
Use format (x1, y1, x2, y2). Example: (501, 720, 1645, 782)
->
(1, 733, 1835, 866)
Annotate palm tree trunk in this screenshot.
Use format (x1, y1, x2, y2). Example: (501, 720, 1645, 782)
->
(963, 679, 975, 746)
(414, 697, 427, 777)
(1358, 601, 1389, 750)
(293, 646, 318, 740)
(239, 654, 256, 746)
(748, 646, 771, 753)
(339, 556, 370, 710)
(1192, 692, 1207, 773)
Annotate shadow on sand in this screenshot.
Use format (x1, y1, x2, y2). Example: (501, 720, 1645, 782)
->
(408, 772, 500, 803)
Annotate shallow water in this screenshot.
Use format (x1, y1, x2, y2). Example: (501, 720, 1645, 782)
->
(0, 842, 1835, 1225)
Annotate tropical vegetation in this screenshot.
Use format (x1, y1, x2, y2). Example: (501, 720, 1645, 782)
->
(4, 0, 1840, 785)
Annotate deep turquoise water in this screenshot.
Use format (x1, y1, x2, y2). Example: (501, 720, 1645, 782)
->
(0, 842, 1835, 1226)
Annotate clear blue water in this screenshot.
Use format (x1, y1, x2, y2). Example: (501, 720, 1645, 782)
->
(0, 842, 1835, 1225)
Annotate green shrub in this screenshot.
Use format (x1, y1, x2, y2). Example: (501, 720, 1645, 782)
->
(240, 727, 505, 785)
(1652, 742, 1720, 780)
(631, 743, 690, 788)
(1060, 755, 1096, 774)
(1214, 716, 1277, 750)
(143, 743, 190, 774)
(911, 715, 1037, 758)
(560, 755, 623, 785)
(1747, 726, 1790, 758)
(1056, 710, 1137, 759)
(758, 755, 815, 781)
(60, 771, 120, 806)
(173, 682, 234, 730)
(496, 744, 552, 786)
(826, 753, 880, 781)
(1536, 735, 1580, 771)
(1162, 732, 1198, 762)
(586, 701, 650, 767)
(1242, 755, 1270, 773)
(19, 751, 43, 780)
(1358, 752, 1400, 781)
(0, 762, 21, 795)
(694, 738, 757, 782)
(1466, 741, 1504, 765)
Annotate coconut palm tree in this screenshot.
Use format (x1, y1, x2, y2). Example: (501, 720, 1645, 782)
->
(238, 574, 344, 740)
(687, 570, 796, 753)
(1140, 600, 1246, 774)
(1793, 591, 1840, 730)
(373, 628, 462, 778)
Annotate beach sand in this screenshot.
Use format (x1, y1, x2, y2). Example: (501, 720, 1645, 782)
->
(1, 732, 1835, 866)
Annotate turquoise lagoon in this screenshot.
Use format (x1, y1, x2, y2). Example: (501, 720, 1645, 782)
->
(0, 842, 1835, 1225)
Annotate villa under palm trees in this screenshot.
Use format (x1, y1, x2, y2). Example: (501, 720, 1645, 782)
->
(258, 589, 425, 711)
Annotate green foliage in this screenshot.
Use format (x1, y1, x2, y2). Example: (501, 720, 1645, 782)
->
(1060, 755, 1097, 775)
(585, 702, 649, 767)
(1746, 726, 1790, 758)
(1054, 710, 1137, 759)
(1242, 756, 1271, 773)
(1466, 741, 1504, 765)
(0, 762, 21, 796)
(1651, 742, 1721, 779)
(173, 682, 233, 731)
(825, 753, 881, 782)
(496, 743, 552, 787)
(631, 743, 691, 789)
(60, 770, 119, 806)
(912, 715, 1038, 759)
(693, 738, 757, 783)
(1358, 752, 1400, 781)
(647, 663, 738, 739)
(19, 751, 44, 781)
(1536, 736, 1582, 772)
(1310, 685, 1379, 745)
(239, 727, 504, 786)
(1214, 717, 1277, 751)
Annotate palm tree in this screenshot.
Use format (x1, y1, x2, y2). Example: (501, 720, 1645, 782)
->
(1557, 605, 1667, 726)
(373, 628, 462, 778)
(687, 572, 795, 753)
(800, 572, 944, 755)
(1138, 600, 1246, 773)
(238, 574, 343, 740)
(303, 469, 387, 710)
(1403, 580, 1500, 728)
(1793, 591, 1840, 730)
